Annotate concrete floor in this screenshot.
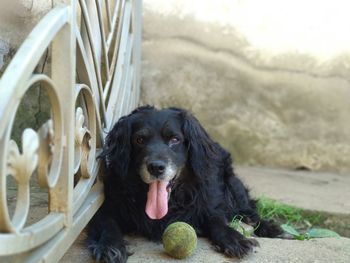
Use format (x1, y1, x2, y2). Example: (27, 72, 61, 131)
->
(61, 167, 350, 263)
(61, 232, 350, 263)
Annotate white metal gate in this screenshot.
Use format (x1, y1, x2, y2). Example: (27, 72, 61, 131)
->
(0, 0, 141, 261)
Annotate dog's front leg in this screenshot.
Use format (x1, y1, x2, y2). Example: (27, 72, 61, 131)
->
(87, 210, 129, 263)
(206, 215, 258, 258)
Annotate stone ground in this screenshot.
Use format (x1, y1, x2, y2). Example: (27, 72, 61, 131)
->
(236, 167, 350, 214)
(62, 235, 350, 263)
(61, 167, 350, 263)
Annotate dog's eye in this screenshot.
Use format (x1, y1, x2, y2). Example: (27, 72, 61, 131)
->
(136, 137, 145, 145)
(169, 136, 180, 145)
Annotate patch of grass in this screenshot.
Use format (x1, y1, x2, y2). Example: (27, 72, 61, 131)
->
(256, 197, 340, 239)
(256, 197, 322, 226)
(257, 197, 304, 223)
(229, 197, 345, 239)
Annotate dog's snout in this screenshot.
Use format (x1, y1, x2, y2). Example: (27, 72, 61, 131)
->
(147, 161, 166, 177)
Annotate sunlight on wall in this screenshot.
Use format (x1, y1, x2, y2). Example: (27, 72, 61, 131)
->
(144, 0, 350, 60)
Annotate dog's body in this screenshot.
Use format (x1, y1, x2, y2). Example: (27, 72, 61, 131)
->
(87, 106, 281, 262)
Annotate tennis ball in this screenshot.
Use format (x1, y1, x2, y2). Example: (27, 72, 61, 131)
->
(162, 222, 197, 259)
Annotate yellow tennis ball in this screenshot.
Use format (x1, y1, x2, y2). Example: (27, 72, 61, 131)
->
(162, 222, 197, 259)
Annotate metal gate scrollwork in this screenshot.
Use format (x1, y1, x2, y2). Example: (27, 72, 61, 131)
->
(0, 0, 141, 261)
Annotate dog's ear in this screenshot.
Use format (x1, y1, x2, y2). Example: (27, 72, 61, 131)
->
(99, 115, 132, 178)
(100, 106, 155, 178)
(171, 108, 220, 179)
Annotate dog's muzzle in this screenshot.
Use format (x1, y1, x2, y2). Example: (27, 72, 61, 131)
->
(141, 159, 177, 220)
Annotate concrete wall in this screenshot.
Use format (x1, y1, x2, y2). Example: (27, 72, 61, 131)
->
(141, 0, 350, 173)
(0, 0, 54, 71)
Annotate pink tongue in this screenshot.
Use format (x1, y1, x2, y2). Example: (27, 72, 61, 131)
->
(145, 181, 168, 219)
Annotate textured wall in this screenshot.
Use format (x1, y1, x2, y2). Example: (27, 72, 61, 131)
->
(141, 0, 350, 173)
(0, 0, 54, 70)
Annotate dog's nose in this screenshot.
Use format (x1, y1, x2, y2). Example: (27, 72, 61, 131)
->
(147, 161, 166, 177)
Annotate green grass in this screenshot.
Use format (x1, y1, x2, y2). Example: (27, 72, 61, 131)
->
(229, 197, 343, 239)
(256, 196, 322, 226)
(257, 197, 303, 223)
(255, 197, 341, 239)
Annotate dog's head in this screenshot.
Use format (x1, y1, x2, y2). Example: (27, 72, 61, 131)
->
(101, 106, 219, 219)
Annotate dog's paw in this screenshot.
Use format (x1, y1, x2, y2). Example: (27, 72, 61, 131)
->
(87, 241, 128, 263)
(255, 219, 283, 238)
(213, 230, 259, 258)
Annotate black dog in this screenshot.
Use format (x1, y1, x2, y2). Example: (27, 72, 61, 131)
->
(87, 106, 281, 262)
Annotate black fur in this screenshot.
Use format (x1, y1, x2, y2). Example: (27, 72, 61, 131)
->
(87, 106, 281, 262)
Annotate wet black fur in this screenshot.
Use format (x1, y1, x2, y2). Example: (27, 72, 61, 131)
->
(86, 106, 282, 262)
